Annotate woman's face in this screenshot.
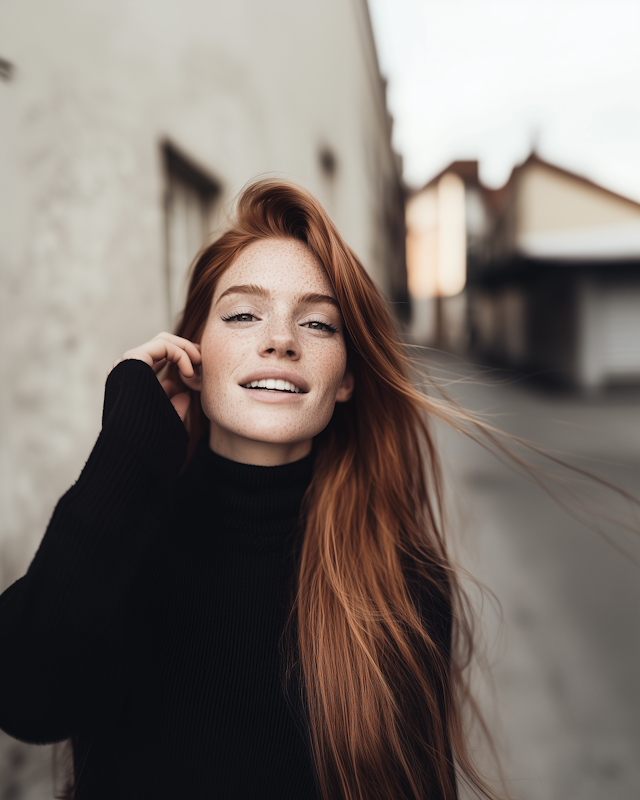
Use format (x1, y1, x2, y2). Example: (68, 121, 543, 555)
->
(196, 238, 354, 465)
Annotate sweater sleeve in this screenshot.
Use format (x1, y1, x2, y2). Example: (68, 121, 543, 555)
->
(0, 359, 189, 744)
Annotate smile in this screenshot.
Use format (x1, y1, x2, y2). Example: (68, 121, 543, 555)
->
(242, 379, 302, 393)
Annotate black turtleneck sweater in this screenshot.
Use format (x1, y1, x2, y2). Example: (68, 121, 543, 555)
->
(0, 359, 453, 799)
(0, 359, 319, 798)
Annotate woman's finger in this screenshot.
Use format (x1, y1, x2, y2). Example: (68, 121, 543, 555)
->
(154, 333, 202, 365)
(152, 357, 167, 374)
(160, 342, 196, 378)
(122, 340, 192, 376)
(108, 333, 201, 381)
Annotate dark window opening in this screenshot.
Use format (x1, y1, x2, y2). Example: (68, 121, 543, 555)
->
(163, 142, 220, 322)
(0, 57, 14, 81)
(319, 147, 337, 179)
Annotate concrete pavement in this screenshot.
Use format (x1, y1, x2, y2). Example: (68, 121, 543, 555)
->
(428, 352, 640, 800)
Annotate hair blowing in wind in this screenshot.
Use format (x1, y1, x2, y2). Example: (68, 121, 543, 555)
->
(164, 178, 510, 800)
(169, 178, 640, 800)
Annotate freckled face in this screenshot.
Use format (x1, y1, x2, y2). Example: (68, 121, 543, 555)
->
(198, 238, 353, 458)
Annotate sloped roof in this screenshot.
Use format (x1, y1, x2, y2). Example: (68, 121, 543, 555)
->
(421, 152, 640, 262)
(422, 152, 640, 214)
(513, 153, 640, 261)
(515, 152, 640, 212)
(422, 160, 480, 189)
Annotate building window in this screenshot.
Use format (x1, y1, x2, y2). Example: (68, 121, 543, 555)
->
(0, 57, 14, 81)
(318, 146, 337, 179)
(163, 142, 220, 322)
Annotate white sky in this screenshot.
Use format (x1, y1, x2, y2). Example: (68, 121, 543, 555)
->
(366, 0, 640, 201)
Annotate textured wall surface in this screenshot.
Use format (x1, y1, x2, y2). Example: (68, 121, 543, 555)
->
(0, 0, 402, 592)
(0, 3, 403, 794)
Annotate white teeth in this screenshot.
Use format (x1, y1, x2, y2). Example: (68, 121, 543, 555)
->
(242, 378, 302, 392)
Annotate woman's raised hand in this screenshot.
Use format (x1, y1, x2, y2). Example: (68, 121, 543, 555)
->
(109, 333, 202, 422)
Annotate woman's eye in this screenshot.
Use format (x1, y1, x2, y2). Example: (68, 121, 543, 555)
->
(303, 320, 338, 333)
(222, 313, 256, 323)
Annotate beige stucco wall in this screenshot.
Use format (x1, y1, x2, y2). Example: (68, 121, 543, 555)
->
(0, 0, 401, 587)
(516, 161, 640, 236)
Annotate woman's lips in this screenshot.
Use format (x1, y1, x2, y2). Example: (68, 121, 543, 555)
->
(240, 384, 306, 404)
(238, 369, 310, 393)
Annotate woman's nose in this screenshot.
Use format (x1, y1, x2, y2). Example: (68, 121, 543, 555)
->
(260, 319, 299, 359)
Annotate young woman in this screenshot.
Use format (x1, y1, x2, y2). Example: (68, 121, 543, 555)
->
(0, 180, 501, 799)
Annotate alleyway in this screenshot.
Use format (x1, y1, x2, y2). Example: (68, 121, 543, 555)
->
(428, 353, 640, 800)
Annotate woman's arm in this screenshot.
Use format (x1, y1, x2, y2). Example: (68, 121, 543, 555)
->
(0, 335, 199, 744)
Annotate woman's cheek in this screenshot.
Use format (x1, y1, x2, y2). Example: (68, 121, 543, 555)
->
(201, 329, 238, 381)
(320, 343, 348, 393)
(198, 349, 228, 411)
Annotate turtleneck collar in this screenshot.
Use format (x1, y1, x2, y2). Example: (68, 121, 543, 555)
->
(182, 437, 315, 549)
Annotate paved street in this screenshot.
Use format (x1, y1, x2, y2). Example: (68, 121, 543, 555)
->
(427, 353, 640, 800)
(2, 354, 640, 799)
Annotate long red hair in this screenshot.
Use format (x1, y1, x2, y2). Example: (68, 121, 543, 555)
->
(168, 179, 500, 800)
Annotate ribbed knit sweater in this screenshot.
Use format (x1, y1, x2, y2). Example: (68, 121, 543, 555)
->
(0, 359, 454, 799)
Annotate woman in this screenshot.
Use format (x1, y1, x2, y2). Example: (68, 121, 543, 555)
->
(0, 180, 497, 799)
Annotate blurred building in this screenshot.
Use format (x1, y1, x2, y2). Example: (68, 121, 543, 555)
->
(0, 0, 406, 590)
(407, 154, 640, 389)
(406, 162, 478, 351)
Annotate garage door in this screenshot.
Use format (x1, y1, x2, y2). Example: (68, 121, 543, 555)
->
(600, 284, 640, 382)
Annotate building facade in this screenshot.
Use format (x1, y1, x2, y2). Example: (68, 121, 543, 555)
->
(408, 154, 640, 389)
(0, 0, 406, 591)
(406, 161, 480, 349)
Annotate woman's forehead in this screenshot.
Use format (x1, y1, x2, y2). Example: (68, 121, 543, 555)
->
(217, 238, 334, 297)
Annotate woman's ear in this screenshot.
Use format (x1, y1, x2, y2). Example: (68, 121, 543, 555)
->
(336, 368, 354, 403)
(180, 363, 203, 392)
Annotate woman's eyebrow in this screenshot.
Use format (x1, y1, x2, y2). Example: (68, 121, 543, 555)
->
(297, 292, 340, 309)
(216, 285, 339, 309)
(216, 284, 269, 303)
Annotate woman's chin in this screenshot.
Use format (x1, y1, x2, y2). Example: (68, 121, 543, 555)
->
(235, 427, 316, 447)
(204, 392, 331, 451)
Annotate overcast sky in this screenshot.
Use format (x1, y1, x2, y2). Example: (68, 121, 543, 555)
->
(367, 0, 640, 201)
